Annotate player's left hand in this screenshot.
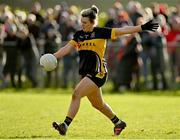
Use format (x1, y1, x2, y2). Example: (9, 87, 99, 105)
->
(141, 20, 159, 32)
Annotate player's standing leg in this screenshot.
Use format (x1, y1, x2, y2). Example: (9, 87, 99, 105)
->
(52, 77, 100, 135)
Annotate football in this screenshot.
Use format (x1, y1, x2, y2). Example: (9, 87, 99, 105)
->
(40, 53, 57, 71)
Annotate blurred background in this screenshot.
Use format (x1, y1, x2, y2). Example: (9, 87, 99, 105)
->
(0, 0, 180, 11)
(0, 0, 180, 91)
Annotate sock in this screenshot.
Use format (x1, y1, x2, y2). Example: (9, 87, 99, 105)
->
(111, 115, 121, 126)
(64, 116, 73, 126)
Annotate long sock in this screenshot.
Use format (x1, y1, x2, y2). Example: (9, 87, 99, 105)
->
(111, 115, 121, 125)
(64, 116, 73, 126)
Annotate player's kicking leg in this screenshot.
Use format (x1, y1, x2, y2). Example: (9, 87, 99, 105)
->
(87, 88, 126, 135)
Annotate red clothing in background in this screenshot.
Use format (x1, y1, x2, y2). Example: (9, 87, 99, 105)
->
(166, 30, 180, 53)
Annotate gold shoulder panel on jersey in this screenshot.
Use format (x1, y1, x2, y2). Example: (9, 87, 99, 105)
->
(111, 28, 118, 40)
(69, 40, 78, 49)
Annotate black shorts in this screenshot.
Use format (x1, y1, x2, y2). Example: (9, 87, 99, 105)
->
(83, 73, 107, 88)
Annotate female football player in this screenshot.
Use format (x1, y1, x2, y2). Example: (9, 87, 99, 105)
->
(52, 5, 158, 136)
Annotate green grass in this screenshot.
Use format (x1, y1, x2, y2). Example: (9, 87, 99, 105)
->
(0, 88, 180, 139)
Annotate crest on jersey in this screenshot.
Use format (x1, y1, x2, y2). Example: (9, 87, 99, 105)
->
(91, 32, 95, 38)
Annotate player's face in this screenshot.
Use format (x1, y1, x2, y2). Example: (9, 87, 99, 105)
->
(81, 17, 94, 32)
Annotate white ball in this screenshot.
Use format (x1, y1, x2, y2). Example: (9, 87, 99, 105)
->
(40, 54, 57, 71)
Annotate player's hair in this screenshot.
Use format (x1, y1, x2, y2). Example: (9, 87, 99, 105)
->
(81, 5, 99, 23)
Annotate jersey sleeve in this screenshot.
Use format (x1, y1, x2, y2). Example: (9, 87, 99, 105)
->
(111, 28, 117, 40)
(98, 27, 117, 40)
(69, 32, 79, 49)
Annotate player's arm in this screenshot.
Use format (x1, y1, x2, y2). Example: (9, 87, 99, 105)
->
(114, 20, 159, 37)
(114, 25, 141, 36)
(53, 43, 75, 59)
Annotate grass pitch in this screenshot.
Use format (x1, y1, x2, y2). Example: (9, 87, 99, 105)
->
(0, 88, 180, 139)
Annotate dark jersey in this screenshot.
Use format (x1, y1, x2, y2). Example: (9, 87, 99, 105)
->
(69, 27, 116, 78)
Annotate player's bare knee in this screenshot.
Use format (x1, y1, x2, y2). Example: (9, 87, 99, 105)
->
(72, 93, 79, 100)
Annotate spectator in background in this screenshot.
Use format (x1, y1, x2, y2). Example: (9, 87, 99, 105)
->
(61, 15, 79, 88)
(14, 10, 38, 88)
(127, 1, 143, 25)
(113, 0, 124, 12)
(116, 10, 131, 27)
(105, 7, 120, 91)
(115, 11, 141, 91)
(29, 2, 45, 58)
(151, 2, 160, 19)
(166, 15, 180, 84)
(43, 28, 61, 87)
(26, 14, 40, 41)
(41, 9, 61, 87)
(1, 24, 21, 88)
(30, 2, 44, 25)
(54, 4, 62, 24)
(41, 8, 59, 33)
(137, 16, 153, 89)
(57, 5, 79, 88)
(18, 25, 38, 88)
(144, 7, 153, 21)
(157, 14, 169, 36)
(138, 14, 168, 90)
(149, 27, 168, 90)
(106, 9, 141, 91)
(159, 3, 168, 22)
(54, 2, 69, 24)
(104, 8, 116, 28)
